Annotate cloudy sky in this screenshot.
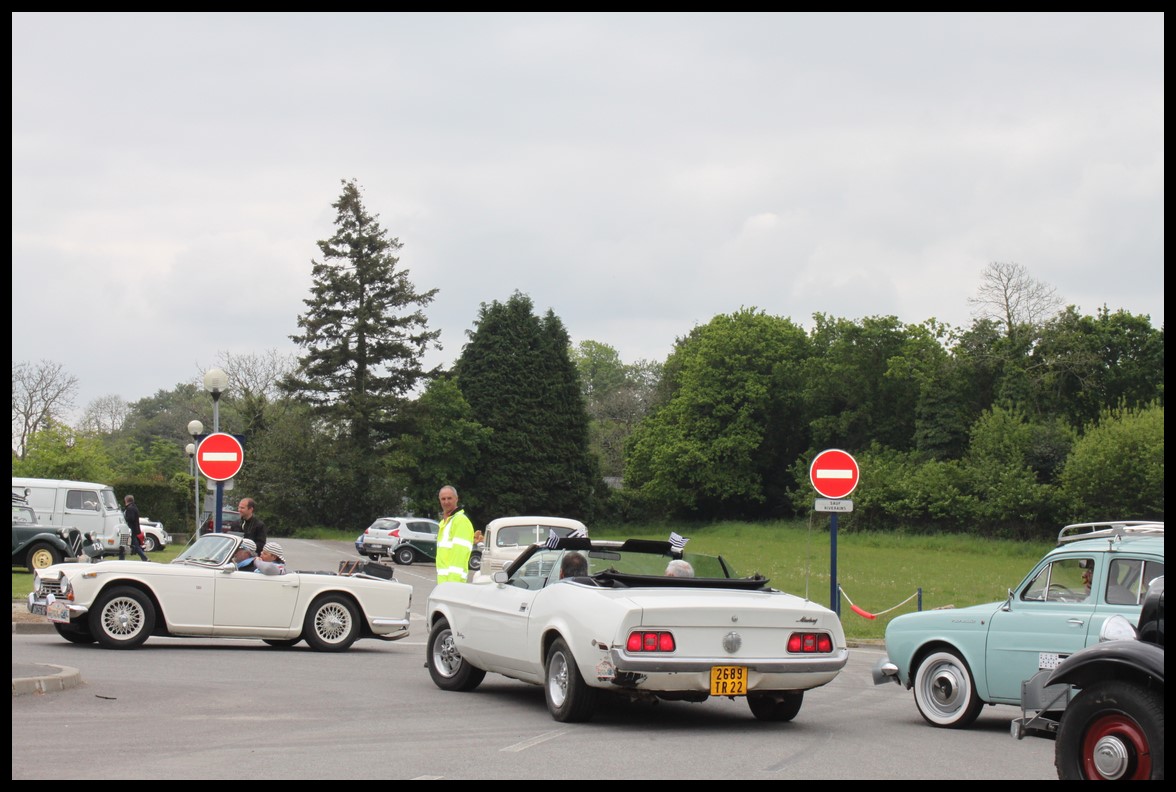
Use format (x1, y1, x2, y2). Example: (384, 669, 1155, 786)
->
(12, 12, 1164, 420)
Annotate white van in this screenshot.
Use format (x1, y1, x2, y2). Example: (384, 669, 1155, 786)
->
(11, 477, 131, 558)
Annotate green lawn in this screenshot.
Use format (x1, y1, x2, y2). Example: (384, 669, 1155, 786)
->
(12, 521, 1054, 642)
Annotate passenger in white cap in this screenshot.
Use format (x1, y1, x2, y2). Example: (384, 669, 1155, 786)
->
(254, 541, 287, 576)
(233, 538, 257, 571)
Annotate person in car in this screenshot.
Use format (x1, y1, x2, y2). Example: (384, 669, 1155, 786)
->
(254, 542, 287, 576)
(233, 538, 257, 571)
(559, 552, 589, 579)
(666, 559, 694, 577)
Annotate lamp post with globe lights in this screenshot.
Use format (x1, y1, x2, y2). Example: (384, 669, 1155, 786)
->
(186, 419, 203, 537)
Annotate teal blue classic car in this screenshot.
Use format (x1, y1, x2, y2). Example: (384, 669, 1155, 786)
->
(873, 521, 1165, 728)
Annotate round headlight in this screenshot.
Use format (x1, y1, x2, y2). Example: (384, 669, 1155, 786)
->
(1098, 613, 1138, 643)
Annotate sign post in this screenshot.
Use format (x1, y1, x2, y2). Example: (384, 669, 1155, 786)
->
(810, 449, 860, 615)
(196, 433, 244, 532)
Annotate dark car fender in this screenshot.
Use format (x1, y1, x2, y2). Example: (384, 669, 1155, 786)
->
(1047, 640, 1164, 690)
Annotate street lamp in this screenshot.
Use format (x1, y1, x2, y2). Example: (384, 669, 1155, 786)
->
(202, 367, 230, 533)
(185, 424, 201, 538)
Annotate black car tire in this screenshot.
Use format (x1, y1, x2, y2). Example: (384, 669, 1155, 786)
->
(263, 638, 302, 648)
(913, 649, 984, 728)
(90, 586, 156, 649)
(427, 618, 486, 692)
(1055, 679, 1164, 780)
(396, 546, 415, 566)
(302, 594, 360, 652)
(25, 542, 63, 573)
(53, 620, 96, 645)
(544, 637, 598, 723)
(748, 690, 804, 721)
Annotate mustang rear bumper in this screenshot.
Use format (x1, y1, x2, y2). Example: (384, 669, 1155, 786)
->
(609, 647, 849, 675)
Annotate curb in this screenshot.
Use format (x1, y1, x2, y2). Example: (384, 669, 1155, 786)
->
(12, 662, 82, 697)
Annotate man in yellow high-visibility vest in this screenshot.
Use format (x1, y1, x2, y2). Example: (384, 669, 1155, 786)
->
(435, 485, 475, 583)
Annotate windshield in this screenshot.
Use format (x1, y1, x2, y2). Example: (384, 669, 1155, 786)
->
(174, 534, 237, 566)
(513, 547, 734, 581)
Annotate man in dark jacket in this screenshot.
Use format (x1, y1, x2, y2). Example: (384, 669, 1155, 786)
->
(120, 494, 149, 561)
(237, 498, 267, 557)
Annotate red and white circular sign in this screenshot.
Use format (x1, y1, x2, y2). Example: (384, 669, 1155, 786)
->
(196, 433, 244, 481)
(809, 449, 860, 499)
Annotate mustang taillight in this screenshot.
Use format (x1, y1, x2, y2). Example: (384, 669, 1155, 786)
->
(787, 632, 834, 653)
(626, 631, 676, 652)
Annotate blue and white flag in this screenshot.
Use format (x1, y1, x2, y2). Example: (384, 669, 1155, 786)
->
(545, 529, 560, 549)
(669, 532, 689, 551)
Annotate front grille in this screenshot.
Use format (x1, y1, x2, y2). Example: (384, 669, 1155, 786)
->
(38, 579, 69, 597)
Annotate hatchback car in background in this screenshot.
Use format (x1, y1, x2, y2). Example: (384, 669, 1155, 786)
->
(137, 517, 170, 552)
(198, 506, 241, 535)
(358, 516, 442, 565)
(874, 521, 1164, 729)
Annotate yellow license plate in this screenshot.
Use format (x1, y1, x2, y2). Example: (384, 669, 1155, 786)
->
(710, 665, 747, 696)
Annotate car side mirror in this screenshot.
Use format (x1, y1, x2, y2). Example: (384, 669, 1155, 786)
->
(493, 570, 509, 585)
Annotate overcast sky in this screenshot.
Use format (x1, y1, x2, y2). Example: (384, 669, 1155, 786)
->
(12, 12, 1164, 421)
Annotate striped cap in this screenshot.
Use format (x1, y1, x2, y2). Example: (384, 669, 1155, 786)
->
(239, 538, 257, 553)
(261, 542, 285, 561)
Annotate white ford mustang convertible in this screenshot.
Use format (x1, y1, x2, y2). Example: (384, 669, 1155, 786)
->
(426, 536, 848, 722)
(28, 532, 413, 652)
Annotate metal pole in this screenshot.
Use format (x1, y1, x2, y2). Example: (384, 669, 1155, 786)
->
(192, 455, 200, 535)
(830, 512, 840, 616)
(213, 395, 223, 533)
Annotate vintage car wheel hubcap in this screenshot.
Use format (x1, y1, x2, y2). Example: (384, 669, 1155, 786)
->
(435, 631, 462, 675)
(548, 653, 569, 706)
(926, 665, 964, 713)
(1083, 714, 1148, 780)
(316, 605, 348, 640)
(104, 600, 142, 636)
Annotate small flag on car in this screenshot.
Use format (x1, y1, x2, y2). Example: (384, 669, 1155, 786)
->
(669, 532, 689, 551)
(545, 529, 560, 549)
(569, 527, 587, 538)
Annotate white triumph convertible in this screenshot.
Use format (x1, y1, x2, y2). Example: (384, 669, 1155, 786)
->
(27, 532, 413, 652)
(426, 536, 848, 722)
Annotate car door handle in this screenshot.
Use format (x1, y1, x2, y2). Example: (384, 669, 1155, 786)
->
(518, 603, 528, 612)
(1067, 618, 1085, 627)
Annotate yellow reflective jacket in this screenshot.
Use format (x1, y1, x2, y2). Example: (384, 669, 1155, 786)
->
(436, 508, 475, 583)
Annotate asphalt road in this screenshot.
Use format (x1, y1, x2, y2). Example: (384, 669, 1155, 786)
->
(11, 538, 1058, 779)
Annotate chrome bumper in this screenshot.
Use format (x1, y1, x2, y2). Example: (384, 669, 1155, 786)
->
(872, 656, 900, 685)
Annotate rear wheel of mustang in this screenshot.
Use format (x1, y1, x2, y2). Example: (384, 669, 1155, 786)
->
(545, 637, 598, 723)
(54, 620, 96, 645)
(90, 586, 155, 649)
(748, 690, 804, 721)
(263, 638, 302, 648)
(428, 618, 486, 691)
(303, 594, 359, 652)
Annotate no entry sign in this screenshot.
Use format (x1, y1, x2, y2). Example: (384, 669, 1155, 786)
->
(809, 449, 860, 499)
(196, 432, 244, 481)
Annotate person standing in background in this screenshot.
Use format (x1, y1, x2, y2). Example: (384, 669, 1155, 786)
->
(120, 494, 149, 561)
(237, 498, 267, 554)
(435, 485, 474, 583)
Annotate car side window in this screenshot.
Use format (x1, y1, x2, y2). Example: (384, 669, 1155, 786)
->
(1021, 558, 1091, 603)
(1107, 558, 1167, 605)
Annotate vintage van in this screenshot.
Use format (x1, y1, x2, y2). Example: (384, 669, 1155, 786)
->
(11, 477, 130, 558)
(469, 515, 589, 583)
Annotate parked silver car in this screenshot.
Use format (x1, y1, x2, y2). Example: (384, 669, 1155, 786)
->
(358, 516, 442, 564)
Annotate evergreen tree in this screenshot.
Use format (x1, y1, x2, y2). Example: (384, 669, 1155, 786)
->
(285, 179, 440, 519)
(453, 292, 598, 522)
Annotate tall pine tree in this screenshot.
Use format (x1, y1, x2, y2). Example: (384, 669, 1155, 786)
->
(285, 179, 440, 523)
(453, 291, 598, 522)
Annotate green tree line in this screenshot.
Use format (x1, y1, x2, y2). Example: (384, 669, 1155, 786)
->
(12, 181, 1165, 541)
